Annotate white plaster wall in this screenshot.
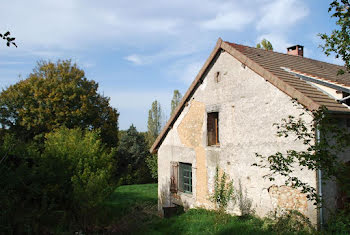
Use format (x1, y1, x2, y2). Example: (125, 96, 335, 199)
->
(158, 50, 318, 223)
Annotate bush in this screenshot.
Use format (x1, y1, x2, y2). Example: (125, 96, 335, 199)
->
(41, 127, 117, 232)
(0, 127, 117, 234)
(326, 210, 350, 234)
(263, 210, 315, 234)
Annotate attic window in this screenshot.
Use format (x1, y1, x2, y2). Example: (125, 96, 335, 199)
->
(215, 71, 221, 83)
(207, 112, 219, 146)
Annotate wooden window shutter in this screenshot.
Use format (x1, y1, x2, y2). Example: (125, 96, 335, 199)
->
(207, 112, 219, 146)
(170, 162, 178, 193)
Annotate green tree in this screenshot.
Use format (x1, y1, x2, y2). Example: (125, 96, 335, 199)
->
(41, 127, 116, 231)
(171, 90, 182, 116)
(146, 100, 162, 180)
(0, 60, 119, 147)
(146, 153, 158, 180)
(117, 125, 152, 184)
(0, 134, 40, 234)
(147, 100, 162, 144)
(0, 127, 116, 233)
(319, 0, 350, 74)
(256, 39, 273, 51)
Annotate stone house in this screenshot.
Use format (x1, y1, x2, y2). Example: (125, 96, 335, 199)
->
(150, 38, 350, 227)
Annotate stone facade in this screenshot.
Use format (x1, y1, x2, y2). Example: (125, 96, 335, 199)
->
(157, 50, 318, 224)
(268, 185, 308, 215)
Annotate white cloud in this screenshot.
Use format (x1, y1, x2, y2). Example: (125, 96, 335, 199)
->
(124, 43, 201, 65)
(200, 11, 255, 31)
(0, 0, 183, 52)
(256, 0, 309, 31)
(125, 55, 144, 65)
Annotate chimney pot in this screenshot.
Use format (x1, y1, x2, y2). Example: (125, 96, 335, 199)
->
(287, 45, 304, 57)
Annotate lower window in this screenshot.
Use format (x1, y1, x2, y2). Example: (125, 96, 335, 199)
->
(179, 163, 192, 193)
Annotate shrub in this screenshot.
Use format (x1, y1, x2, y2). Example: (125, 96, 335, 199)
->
(40, 127, 117, 232)
(210, 167, 235, 212)
(326, 210, 350, 234)
(263, 210, 315, 234)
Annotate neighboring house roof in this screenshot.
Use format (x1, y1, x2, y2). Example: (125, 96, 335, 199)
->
(150, 38, 350, 153)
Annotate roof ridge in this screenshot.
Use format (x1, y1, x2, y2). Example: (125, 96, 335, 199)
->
(225, 41, 346, 70)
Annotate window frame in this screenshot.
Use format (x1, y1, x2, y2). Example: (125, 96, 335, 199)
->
(179, 162, 192, 194)
(207, 112, 219, 146)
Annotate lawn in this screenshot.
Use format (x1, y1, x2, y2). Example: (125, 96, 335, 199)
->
(104, 183, 160, 234)
(107, 183, 158, 219)
(106, 184, 312, 235)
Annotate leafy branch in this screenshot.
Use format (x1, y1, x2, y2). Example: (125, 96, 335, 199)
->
(319, 0, 350, 74)
(0, 31, 17, 48)
(253, 104, 350, 205)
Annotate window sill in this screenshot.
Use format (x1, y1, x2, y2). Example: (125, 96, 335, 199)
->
(178, 190, 193, 196)
(207, 144, 220, 147)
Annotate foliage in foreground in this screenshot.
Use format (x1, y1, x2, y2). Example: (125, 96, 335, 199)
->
(254, 105, 350, 204)
(326, 210, 350, 234)
(0, 127, 116, 234)
(106, 184, 316, 235)
(210, 167, 235, 212)
(145, 209, 272, 235)
(319, 0, 350, 74)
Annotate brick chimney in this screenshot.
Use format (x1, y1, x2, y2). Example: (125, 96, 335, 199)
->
(287, 45, 304, 57)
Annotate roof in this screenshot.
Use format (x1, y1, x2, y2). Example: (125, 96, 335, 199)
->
(150, 38, 350, 153)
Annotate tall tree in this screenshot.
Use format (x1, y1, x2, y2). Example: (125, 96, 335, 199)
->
(256, 39, 273, 51)
(0, 60, 119, 147)
(319, 0, 350, 74)
(171, 90, 182, 116)
(146, 101, 162, 180)
(147, 100, 162, 144)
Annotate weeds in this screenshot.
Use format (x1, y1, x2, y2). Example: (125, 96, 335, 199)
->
(210, 167, 235, 212)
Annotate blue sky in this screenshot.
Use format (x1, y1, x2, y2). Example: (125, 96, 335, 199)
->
(0, 0, 342, 131)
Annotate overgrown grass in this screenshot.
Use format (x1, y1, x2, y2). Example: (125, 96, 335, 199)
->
(106, 183, 158, 218)
(105, 184, 316, 235)
(142, 209, 273, 235)
(103, 184, 160, 233)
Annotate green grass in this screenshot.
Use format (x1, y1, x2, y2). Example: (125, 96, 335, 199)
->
(103, 184, 160, 234)
(106, 183, 158, 218)
(142, 209, 273, 235)
(105, 184, 314, 235)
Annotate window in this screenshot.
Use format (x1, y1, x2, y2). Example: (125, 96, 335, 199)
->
(207, 112, 219, 146)
(179, 163, 192, 193)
